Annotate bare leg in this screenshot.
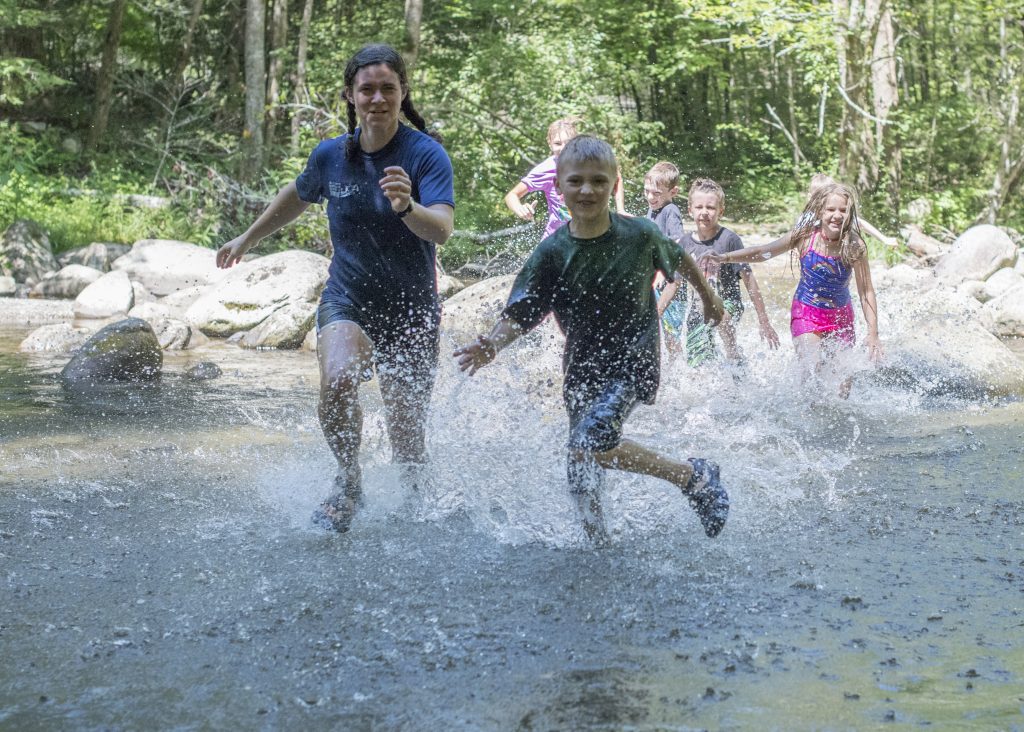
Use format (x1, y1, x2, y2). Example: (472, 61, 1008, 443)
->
(718, 310, 743, 362)
(793, 332, 823, 384)
(567, 450, 609, 544)
(378, 343, 437, 489)
(592, 439, 694, 491)
(314, 321, 374, 530)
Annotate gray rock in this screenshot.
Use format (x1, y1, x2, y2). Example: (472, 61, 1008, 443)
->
(981, 283, 1024, 338)
(59, 242, 131, 272)
(74, 270, 135, 319)
(934, 225, 1018, 284)
(0, 275, 15, 297)
(112, 239, 226, 297)
(185, 362, 222, 381)
(874, 263, 937, 294)
(982, 267, 1024, 302)
(128, 301, 172, 321)
(150, 317, 193, 350)
(158, 285, 210, 319)
(19, 323, 92, 353)
(240, 301, 317, 349)
(30, 264, 104, 299)
(131, 280, 155, 305)
(60, 318, 163, 386)
(0, 220, 58, 286)
(903, 226, 946, 259)
(61, 136, 82, 155)
(185, 250, 329, 337)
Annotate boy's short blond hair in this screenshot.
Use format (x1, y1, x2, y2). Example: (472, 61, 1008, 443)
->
(547, 117, 581, 143)
(688, 178, 725, 208)
(555, 135, 618, 176)
(644, 162, 680, 191)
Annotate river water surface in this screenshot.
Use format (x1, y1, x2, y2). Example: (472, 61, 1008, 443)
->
(2, 275, 1023, 730)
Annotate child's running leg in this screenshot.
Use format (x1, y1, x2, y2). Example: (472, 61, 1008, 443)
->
(594, 440, 729, 538)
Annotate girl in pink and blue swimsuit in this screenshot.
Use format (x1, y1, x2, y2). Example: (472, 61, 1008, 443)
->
(702, 182, 882, 395)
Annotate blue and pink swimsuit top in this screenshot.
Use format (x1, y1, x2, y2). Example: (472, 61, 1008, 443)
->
(793, 232, 852, 310)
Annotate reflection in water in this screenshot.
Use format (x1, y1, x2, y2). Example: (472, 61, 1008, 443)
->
(1, 307, 1023, 729)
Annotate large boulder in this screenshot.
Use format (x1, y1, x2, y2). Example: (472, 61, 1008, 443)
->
(934, 225, 1017, 284)
(184, 250, 329, 337)
(240, 301, 317, 349)
(878, 288, 1024, 396)
(873, 263, 938, 294)
(150, 317, 194, 350)
(58, 242, 131, 272)
(19, 323, 92, 353)
(60, 318, 163, 386)
(981, 267, 1024, 303)
(0, 275, 15, 297)
(158, 285, 210, 319)
(981, 283, 1024, 338)
(30, 264, 104, 299)
(0, 220, 58, 286)
(73, 270, 135, 319)
(441, 274, 517, 343)
(111, 239, 226, 297)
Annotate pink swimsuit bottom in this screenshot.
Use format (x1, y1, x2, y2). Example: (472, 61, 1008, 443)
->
(790, 300, 855, 345)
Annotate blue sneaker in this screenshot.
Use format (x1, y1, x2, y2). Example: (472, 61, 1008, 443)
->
(685, 459, 729, 538)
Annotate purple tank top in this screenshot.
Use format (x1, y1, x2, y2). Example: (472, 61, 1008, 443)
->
(793, 232, 852, 309)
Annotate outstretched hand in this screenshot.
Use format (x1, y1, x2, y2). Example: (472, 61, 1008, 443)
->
(759, 321, 781, 349)
(216, 236, 252, 269)
(379, 166, 413, 213)
(453, 336, 498, 376)
(698, 252, 722, 279)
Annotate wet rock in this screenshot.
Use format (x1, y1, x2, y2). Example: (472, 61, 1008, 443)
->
(19, 323, 92, 353)
(878, 288, 1024, 396)
(158, 285, 210, 319)
(935, 225, 1017, 284)
(302, 327, 317, 352)
(58, 242, 131, 272)
(30, 264, 104, 299)
(437, 264, 465, 299)
(74, 270, 134, 319)
(150, 317, 193, 350)
(0, 220, 58, 286)
(185, 250, 328, 337)
(60, 318, 162, 386)
(112, 239, 226, 297)
(981, 267, 1023, 302)
(441, 274, 517, 342)
(240, 301, 317, 350)
(185, 362, 222, 381)
(981, 283, 1024, 337)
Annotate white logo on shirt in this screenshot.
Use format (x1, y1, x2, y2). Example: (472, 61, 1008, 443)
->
(329, 182, 360, 198)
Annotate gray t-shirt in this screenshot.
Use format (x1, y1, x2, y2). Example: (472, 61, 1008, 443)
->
(647, 202, 685, 242)
(681, 227, 750, 309)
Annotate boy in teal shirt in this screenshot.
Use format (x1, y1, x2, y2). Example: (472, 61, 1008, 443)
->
(454, 136, 730, 543)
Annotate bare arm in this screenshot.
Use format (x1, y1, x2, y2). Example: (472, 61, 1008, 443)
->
(675, 251, 724, 327)
(503, 181, 536, 221)
(720, 233, 796, 264)
(453, 317, 524, 375)
(217, 182, 310, 268)
(379, 166, 454, 244)
(741, 269, 780, 349)
(852, 254, 883, 362)
(656, 279, 681, 316)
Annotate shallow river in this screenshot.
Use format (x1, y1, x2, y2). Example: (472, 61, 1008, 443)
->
(2, 278, 1023, 730)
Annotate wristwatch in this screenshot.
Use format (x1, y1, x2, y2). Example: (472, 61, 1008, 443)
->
(396, 201, 414, 218)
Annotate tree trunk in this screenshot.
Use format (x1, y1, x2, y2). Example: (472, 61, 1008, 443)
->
(404, 0, 423, 69)
(264, 0, 288, 165)
(85, 0, 129, 154)
(241, 0, 266, 182)
(290, 0, 314, 153)
(172, 0, 205, 81)
(872, 0, 901, 226)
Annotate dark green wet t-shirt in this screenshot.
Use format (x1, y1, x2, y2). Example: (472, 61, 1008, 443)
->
(502, 213, 684, 404)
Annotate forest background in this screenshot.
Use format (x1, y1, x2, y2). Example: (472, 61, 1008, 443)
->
(1, 0, 1022, 267)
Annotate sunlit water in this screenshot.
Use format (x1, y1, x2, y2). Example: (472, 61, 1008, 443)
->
(2, 268, 1023, 730)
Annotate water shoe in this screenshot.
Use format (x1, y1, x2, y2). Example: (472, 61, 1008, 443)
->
(685, 458, 729, 538)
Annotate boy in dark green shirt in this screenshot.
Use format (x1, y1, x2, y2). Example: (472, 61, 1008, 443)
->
(454, 136, 730, 543)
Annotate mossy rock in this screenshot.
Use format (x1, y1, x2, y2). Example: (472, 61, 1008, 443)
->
(60, 318, 163, 387)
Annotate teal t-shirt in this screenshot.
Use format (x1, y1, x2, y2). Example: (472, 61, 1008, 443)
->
(502, 213, 685, 404)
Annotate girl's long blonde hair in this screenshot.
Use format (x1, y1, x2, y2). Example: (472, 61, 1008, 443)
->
(790, 182, 866, 266)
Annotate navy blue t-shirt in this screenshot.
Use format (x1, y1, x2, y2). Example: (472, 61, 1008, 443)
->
(295, 124, 455, 330)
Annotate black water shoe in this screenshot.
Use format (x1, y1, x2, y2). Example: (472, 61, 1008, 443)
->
(685, 458, 729, 538)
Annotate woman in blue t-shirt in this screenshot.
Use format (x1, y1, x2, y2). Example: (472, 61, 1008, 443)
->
(217, 44, 455, 532)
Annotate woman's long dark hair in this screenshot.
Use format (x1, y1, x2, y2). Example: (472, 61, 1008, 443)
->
(342, 43, 441, 159)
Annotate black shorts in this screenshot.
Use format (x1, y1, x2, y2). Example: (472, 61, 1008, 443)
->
(565, 380, 639, 454)
(316, 299, 439, 386)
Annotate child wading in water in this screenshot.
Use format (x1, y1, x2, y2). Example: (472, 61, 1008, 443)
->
(703, 182, 882, 397)
(662, 178, 779, 366)
(456, 136, 730, 543)
(504, 118, 626, 240)
(643, 161, 688, 359)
